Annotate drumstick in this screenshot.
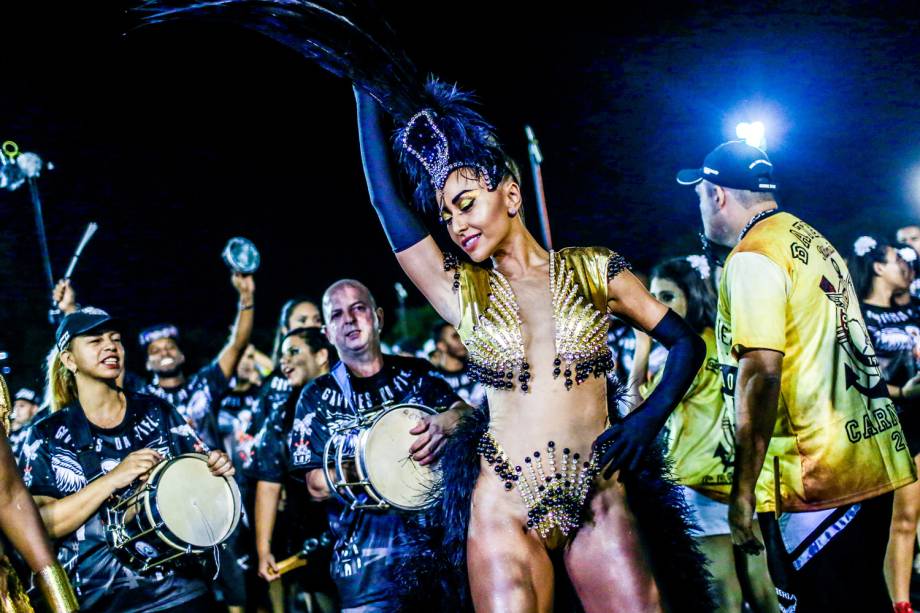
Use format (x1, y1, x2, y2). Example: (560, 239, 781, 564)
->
(273, 554, 308, 576)
(64, 222, 98, 279)
(272, 532, 332, 577)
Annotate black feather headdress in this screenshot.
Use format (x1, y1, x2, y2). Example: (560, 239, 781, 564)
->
(138, 0, 515, 212)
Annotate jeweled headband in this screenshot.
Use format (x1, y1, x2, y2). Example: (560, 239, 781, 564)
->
(394, 79, 515, 213)
(400, 109, 496, 195)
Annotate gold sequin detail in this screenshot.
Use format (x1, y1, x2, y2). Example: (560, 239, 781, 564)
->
(460, 249, 615, 393)
(550, 253, 613, 389)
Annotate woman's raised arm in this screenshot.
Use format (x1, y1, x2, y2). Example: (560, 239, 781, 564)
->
(355, 87, 459, 325)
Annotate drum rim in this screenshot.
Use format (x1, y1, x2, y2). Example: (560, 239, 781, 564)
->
(322, 403, 438, 511)
(357, 403, 438, 511)
(144, 453, 242, 550)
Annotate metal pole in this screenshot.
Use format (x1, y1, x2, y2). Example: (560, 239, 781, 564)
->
(525, 126, 552, 250)
(28, 178, 55, 295)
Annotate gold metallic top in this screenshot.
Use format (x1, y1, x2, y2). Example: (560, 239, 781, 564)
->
(454, 247, 621, 392)
(0, 554, 34, 613)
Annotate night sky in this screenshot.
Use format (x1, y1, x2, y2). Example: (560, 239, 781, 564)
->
(3, 1, 920, 391)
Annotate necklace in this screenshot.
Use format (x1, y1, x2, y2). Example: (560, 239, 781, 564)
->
(738, 208, 781, 243)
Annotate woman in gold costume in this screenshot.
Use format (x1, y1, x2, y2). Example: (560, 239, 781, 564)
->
(0, 376, 78, 613)
(355, 87, 711, 612)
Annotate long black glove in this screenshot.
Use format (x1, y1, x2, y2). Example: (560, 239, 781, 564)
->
(595, 309, 706, 478)
(355, 87, 429, 253)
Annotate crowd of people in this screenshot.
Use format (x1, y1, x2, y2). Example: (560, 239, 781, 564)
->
(4, 135, 920, 613)
(1, 3, 919, 613)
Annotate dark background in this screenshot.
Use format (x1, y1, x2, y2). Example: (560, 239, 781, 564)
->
(2, 1, 920, 392)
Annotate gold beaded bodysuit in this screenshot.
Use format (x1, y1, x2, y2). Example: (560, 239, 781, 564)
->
(445, 246, 630, 537)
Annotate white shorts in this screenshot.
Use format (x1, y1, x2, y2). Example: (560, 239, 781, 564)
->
(681, 485, 731, 537)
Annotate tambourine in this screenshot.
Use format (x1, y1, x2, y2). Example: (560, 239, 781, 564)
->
(222, 237, 260, 274)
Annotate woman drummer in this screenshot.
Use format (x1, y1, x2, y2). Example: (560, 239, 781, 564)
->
(18, 307, 235, 613)
(249, 327, 337, 612)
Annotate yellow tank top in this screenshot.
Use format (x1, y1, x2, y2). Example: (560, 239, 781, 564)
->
(644, 327, 734, 502)
(717, 211, 916, 513)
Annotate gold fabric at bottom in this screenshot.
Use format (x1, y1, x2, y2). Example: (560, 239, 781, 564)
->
(477, 432, 600, 538)
(36, 563, 78, 613)
(0, 554, 33, 613)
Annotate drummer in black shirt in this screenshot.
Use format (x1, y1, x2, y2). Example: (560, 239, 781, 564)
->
(290, 280, 470, 613)
(19, 307, 235, 613)
(248, 327, 337, 611)
(241, 297, 325, 474)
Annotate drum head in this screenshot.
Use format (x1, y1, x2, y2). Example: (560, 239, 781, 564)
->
(222, 237, 260, 274)
(361, 405, 438, 510)
(153, 455, 241, 547)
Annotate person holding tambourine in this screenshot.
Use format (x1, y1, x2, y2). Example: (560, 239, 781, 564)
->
(18, 307, 235, 613)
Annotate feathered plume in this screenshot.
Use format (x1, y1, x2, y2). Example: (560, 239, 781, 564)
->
(138, 0, 425, 121)
(137, 0, 514, 212)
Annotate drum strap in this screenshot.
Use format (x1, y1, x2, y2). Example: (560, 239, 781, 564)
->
(331, 361, 358, 417)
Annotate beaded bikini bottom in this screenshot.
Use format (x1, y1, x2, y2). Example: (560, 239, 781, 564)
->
(477, 432, 601, 538)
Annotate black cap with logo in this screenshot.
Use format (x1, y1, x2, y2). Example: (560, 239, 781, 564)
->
(677, 140, 776, 192)
(55, 307, 122, 352)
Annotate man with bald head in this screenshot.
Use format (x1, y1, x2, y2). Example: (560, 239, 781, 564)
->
(289, 279, 469, 613)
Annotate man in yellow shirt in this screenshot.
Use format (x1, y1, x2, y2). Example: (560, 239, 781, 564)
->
(678, 141, 916, 611)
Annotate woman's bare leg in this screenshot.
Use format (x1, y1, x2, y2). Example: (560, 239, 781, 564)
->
(563, 477, 663, 613)
(885, 455, 920, 603)
(467, 468, 554, 613)
(697, 535, 742, 613)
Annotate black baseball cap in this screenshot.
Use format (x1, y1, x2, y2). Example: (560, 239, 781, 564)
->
(138, 324, 179, 348)
(14, 388, 39, 404)
(677, 140, 776, 192)
(55, 307, 122, 352)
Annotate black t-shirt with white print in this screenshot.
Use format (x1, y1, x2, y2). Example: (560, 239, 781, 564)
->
(144, 361, 228, 451)
(863, 299, 920, 416)
(217, 381, 261, 477)
(290, 355, 459, 609)
(18, 392, 210, 613)
(435, 365, 486, 409)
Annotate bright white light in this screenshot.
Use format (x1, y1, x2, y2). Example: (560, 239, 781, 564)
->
(0, 352, 7, 360)
(736, 121, 766, 149)
(909, 166, 920, 208)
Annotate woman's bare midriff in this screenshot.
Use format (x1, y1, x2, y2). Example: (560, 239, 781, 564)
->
(484, 267, 610, 472)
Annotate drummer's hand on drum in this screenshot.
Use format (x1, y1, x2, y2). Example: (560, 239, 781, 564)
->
(106, 449, 163, 489)
(207, 450, 235, 477)
(409, 408, 462, 466)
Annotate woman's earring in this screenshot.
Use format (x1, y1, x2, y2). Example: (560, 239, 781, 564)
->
(508, 208, 518, 217)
